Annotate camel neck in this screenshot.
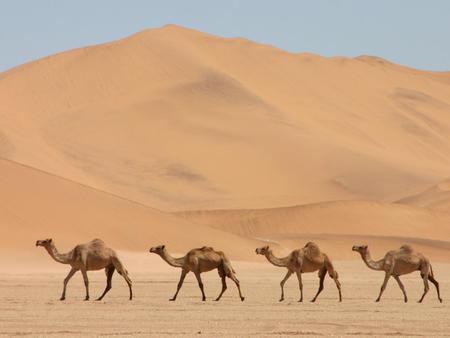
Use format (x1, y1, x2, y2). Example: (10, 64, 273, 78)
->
(160, 250, 185, 268)
(45, 243, 71, 264)
(360, 249, 384, 271)
(265, 250, 289, 267)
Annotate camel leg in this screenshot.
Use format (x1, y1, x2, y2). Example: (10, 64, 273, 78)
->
(215, 276, 227, 301)
(418, 273, 430, 303)
(332, 272, 342, 302)
(228, 274, 245, 301)
(96, 265, 115, 301)
(194, 271, 206, 301)
(311, 268, 326, 303)
(170, 269, 188, 301)
(81, 268, 90, 301)
(117, 271, 133, 301)
(376, 272, 391, 302)
(279, 270, 293, 302)
(60, 267, 77, 301)
(428, 274, 442, 303)
(393, 276, 408, 303)
(296, 271, 303, 302)
(215, 267, 227, 301)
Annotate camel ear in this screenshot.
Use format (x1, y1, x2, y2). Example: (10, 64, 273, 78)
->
(161, 245, 165, 250)
(49, 238, 53, 243)
(362, 245, 367, 249)
(265, 245, 269, 250)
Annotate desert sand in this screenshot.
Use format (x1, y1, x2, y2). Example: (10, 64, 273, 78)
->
(1, 24, 450, 336)
(0, 258, 449, 337)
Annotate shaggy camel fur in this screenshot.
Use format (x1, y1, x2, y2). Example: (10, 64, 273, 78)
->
(149, 245, 244, 301)
(256, 242, 342, 302)
(352, 244, 442, 303)
(36, 238, 132, 301)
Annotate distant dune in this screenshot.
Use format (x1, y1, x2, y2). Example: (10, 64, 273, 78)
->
(1, 25, 450, 211)
(176, 201, 450, 260)
(397, 179, 450, 211)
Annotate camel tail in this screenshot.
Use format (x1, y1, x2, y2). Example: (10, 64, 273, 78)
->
(324, 254, 338, 279)
(221, 255, 236, 275)
(112, 256, 132, 285)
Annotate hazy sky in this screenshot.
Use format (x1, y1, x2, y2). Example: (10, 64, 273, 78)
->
(1, 0, 450, 72)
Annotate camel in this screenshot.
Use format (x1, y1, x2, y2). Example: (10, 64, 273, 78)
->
(149, 245, 245, 301)
(255, 242, 342, 302)
(36, 238, 132, 301)
(352, 244, 442, 303)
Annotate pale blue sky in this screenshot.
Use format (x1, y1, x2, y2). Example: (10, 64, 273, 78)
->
(1, 0, 450, 72)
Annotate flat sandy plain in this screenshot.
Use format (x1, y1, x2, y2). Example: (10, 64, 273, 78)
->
(1, 258, 449, 337)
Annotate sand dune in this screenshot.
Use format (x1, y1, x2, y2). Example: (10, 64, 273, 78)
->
(0, 158, 262, 269)
(177, 201, 450, 261)
(1, 25, 450, 210)
(397, 179, 450, 211)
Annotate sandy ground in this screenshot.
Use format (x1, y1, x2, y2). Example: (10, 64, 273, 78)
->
(1, 260, 448, 337)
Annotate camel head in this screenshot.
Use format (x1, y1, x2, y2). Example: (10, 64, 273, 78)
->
(255, 245, 270, 255)
(36, 238, 53, 247)
(149, 245, 166, 255)
(352, 245, 368, 254)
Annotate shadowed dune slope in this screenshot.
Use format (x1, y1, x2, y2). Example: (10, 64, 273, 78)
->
(1, 25, 450, 210)
(0, 158, 261, 262)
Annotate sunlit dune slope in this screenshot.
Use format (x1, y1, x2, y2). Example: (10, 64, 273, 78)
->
(1, 25, 450, 210)
(0, 158, 261, 261)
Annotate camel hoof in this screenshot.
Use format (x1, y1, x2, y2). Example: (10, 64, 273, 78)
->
(202, 298, 206, 302)
(279, 299, 284, 302)
(169, 298, 176, 301)
(375, 299, 380, 302)
(310, 299, 316, 303)
(298, 299, 303, 303)
(95, 298, 102, 301)
(404, 299, 408, 303)
(241, 297, 245, 302)
(439, 299, 443, 303)
(59, 297, 65, 301)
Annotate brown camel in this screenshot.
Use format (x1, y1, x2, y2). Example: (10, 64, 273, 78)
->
(352, 244, 442, 303)
(149, 245, 245, 301)
(255, 242, 342, 302)
(36, 238, 132, 301)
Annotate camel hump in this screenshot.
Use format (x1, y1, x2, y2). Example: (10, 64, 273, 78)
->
(399, 244, 413, 253)
(304, 242, 321, 260)
(200, 246, 214, 251)
(90, 238, 106, 245)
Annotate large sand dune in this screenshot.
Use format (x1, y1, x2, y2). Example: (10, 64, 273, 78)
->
(1, 25, 450, 210)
